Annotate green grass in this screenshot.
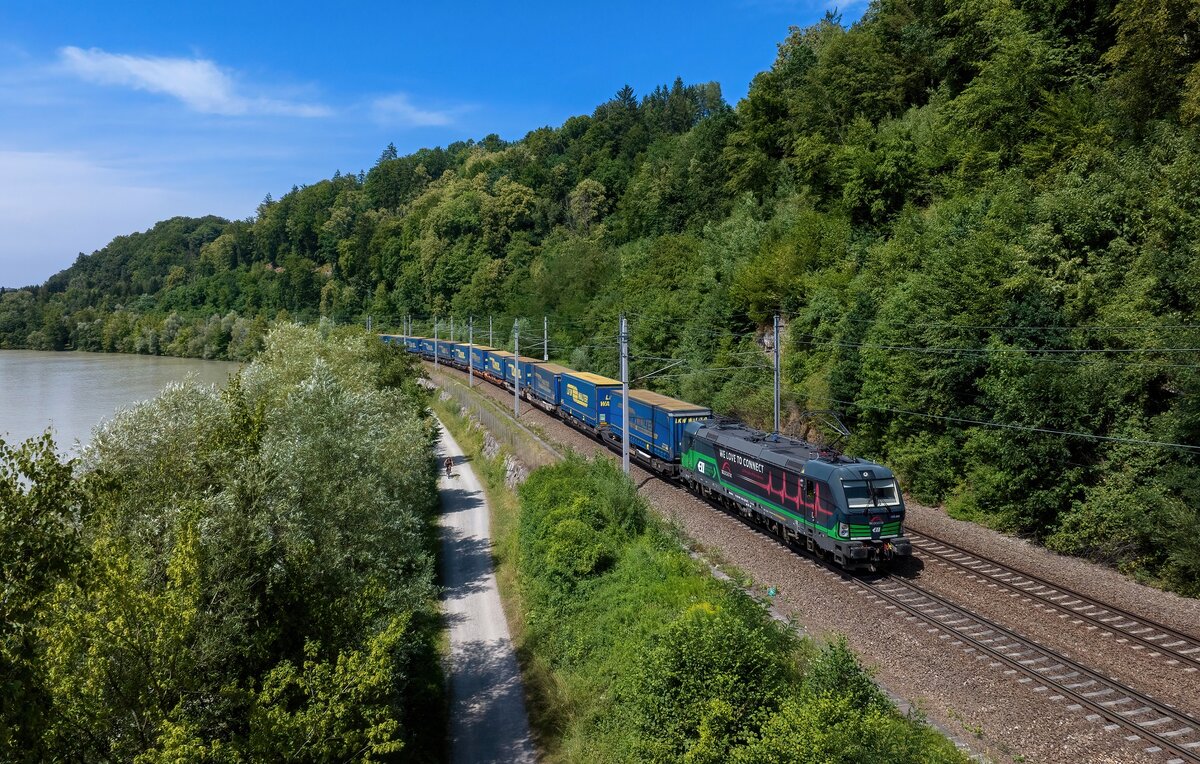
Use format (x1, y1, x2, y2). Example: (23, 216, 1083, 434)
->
(515, 455, 970, 764)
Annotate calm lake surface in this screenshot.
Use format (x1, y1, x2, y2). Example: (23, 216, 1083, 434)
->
(0, 350, 240, 454)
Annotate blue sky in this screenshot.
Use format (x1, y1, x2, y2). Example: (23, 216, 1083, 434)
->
(0, 1, 859, 288)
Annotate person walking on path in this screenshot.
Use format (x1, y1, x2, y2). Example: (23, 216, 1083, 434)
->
(436, 420, 537, 764)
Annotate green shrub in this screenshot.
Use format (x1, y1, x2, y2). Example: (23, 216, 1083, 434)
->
(625, 602, 790, 762)
(509, 456, 966, 763)
(3, 325, 444, 761)
(544, 514, 613, 580)
(732, 691, 966, 764)
(801, 637, 887, 712)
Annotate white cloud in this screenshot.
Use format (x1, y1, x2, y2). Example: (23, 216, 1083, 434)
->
(58, 46, 329, 117)
(0, 150, 253, 288)
(370, 92, 455, 127)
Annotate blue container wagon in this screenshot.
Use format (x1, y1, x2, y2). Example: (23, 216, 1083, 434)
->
(504, 354, 543, 390)
(467, 345, 496, 378)
(558, 370, 622, 431)
(608, 389, 712, 472)
(528, 362, 571, 410)
(435, 339, 457, 364)
(485, 350, 513, 383)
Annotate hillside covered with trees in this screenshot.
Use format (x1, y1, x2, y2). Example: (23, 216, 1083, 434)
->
(2, 0, 1198, 593)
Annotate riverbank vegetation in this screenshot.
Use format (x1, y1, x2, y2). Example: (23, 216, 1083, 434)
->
(2, 1, 1198, 593)
(0, 324, 444, 761)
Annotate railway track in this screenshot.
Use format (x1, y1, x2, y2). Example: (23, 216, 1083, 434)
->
(909, 530, 1200, 674)
(676, 476, 1200, 761)
(853, 573, 1200, 764)
(427, 362, 1200, 761)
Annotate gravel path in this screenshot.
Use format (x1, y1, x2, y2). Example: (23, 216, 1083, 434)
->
(436, 420, 537, 764)
(428, 363, 1195, 764)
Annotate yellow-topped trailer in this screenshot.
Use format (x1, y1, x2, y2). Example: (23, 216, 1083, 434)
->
(557, 370, 622, 433)
(607, 388, 712, 473)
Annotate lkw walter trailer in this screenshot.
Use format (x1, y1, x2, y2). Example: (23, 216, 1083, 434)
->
(607, 389, 712, 474)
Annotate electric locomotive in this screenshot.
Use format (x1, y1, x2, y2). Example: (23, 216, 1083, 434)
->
(680, 420, 911, 571)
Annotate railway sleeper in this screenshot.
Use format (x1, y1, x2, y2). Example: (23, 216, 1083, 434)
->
(1139, 716, 1175, 727)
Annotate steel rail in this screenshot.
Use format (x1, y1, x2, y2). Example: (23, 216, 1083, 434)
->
(854, 573, 1200, 764)
(908, 529, 1200, 672)
(420, 359, 1200, 761)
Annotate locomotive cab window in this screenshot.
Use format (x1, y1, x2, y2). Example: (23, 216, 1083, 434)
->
(842, 479, 901, 510)
(804, 479, 816, 500)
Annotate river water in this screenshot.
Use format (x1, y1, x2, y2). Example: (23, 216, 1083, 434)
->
(0, 350, 240, 454)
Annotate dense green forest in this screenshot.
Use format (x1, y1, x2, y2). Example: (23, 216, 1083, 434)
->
(0, 325, 444, 761)
(3, 0, 1199, 593)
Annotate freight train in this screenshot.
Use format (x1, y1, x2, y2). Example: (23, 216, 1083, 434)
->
(382, 334, 912, 571)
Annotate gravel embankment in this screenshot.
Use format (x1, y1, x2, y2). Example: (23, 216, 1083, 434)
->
(905, 536, 1200, 717)
(427, 362, 1189, 764)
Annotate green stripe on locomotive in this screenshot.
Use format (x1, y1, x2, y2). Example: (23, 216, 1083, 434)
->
(849, 521, 902, 539)
(681, 447, 844, 540)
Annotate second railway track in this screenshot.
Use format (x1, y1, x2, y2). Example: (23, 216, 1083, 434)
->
(908, 529, 1200, 673)
(427, 362, 1200, 762)
(853, 573, 1200, 763)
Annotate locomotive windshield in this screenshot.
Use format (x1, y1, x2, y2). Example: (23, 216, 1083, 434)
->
(841, 478, 901, 510)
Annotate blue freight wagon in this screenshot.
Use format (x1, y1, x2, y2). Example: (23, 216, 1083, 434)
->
(404, 337, 422, 353)
(484, 350, 512, 383)
(608, 389, 712, 471)
(504, 355, 543, 389)
(418, 338, 435, 357)
(529, 362, 572, 410)
(379, 334, 400, 346)
(435, 339, 457, 364)
(558, 371, 622, 430)
(460, 347, 494, 379)
(451, 343, 469, 367)
(468, 344, 495, 369)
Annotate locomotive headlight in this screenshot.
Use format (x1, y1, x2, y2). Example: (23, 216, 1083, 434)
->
(838, 522, 849, 538)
